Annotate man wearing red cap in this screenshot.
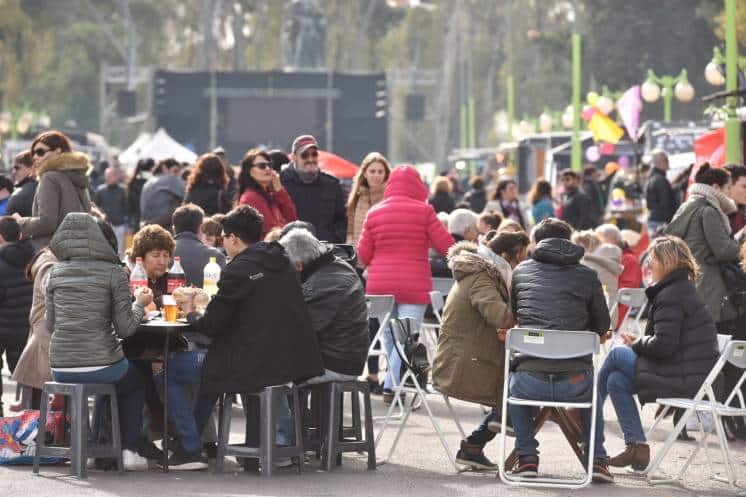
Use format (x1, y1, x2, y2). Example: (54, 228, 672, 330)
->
(280, 134, 347, 242)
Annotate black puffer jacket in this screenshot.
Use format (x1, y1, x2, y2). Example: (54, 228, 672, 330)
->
(189, 242, 323, 394)
(633, 268, 721, 404)
(300, 249, 369, 375)
(5, 177, 37, 217)
(0, 239, 34, 340)
(511, 238, 610, 373)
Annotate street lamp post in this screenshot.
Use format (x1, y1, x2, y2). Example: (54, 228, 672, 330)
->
(571, 33, 582, 172)
(725, 0, 741, 163)
(641, 69, 695, 122)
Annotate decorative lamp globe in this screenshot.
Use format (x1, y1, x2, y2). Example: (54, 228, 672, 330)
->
(641, 80, 661, 103)
(597, 95, 614, 115)
(704, 62, 725, 86)
(561, 111, 574, 129)
(674, 81, 695, 103)
(539, 112, 553, 133)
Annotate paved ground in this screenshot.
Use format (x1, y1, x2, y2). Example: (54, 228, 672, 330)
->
(1, 369, 744, 497)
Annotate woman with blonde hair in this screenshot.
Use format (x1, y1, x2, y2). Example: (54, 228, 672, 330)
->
(595, 235, 720, 471)
(346, 152, 391, 246)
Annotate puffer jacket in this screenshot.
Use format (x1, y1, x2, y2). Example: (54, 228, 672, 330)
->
(357, 166, 455, 304)
(5, 176, 38, 217)
(633, 268, 721, 404)
(511, 238, 610, 373)
(300, 248, 369, 375)
(0, 239, 34, 340)
(18, 152, 92, 251)
(432, 243, 513, 406)
(46, 213, 145, 368)
(12, 249, 56, 389)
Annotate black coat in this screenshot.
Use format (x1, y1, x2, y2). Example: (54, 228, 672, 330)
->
(581, 176, 604, 225)
(561, 188, 596, 230)
(645, 168, 677, 224)
(189, 242, 323, 394)
(0, 239, 34, 340)
(94, 184, 128, 226)
(280, 166, 347, 243)
(633, 268, 721, 404)
(463, 187, 487, 213)
(300, 250, 369, 375)
(184, 181, 231, 217)
(511, 238, 610, 373)
(5, 177, 37, 218)
(428, 191, 455, 214)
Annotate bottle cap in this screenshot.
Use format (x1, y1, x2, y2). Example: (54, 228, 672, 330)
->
(136, 257, 143, 262)
(209, 257, 216, 263)
(174, 256, 181, 262)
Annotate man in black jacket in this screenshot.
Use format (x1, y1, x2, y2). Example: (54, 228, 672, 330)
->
(94, 167, 128, 257)
(280, 135, 347, 243)
(163, 206, 323, 469)
(644, 150, 677, 234)
(560, 169, 596, 230)
(5, 151, 37, 218)
(509, 218, 613, 482)
(279, 228, 368, 383)
(0, 216, 34, 417)
(172, 203, 226, 286)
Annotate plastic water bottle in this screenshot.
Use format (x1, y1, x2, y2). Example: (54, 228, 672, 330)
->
(203, 257, 221, 297)
(129, 257, 148, 294)
(167, 257, 187, 294)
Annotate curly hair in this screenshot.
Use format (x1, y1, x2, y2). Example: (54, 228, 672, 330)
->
(648, 235, 699, 282)
(186, 153, 228, 193)
(129, 224, 175, 262)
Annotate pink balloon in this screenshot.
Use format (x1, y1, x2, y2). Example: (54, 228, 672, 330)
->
(619, 155, 630, 168)
(585, 146, 601, 162)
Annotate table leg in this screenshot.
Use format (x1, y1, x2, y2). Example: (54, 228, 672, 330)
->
(162, 335, 170, 473)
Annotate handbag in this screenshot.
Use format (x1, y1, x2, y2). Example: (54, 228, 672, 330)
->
(391, 317, 430, 387)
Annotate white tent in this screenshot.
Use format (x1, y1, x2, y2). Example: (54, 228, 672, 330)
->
(119, 128, 197, 166)
(118, 132, 152, 166)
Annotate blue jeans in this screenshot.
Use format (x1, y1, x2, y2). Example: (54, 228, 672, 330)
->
(598, 346, 646, 444)
(153, 351, 217, 455)
(52, 358, 146, 451)
(508, 370, 607, 460)
(382, 303, 426, 391)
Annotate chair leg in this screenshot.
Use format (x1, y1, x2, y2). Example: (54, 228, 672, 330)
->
(32, 388, 50, 475)
(291, 388, 304, 474)
(108, 391, 124, 473)
(362, 388, 376, 470)
(322, 385, 341, 471)
(260, 390, 274, 477)
(711, 414, 737, 487)
(71, 387, 87, 479)
(351, 391, 363, 442)
(416, 385, 459, 472)
(215, 394, 231, 474)
(383, 396, 413, 465)
(645, 404, 670, 439)
(442, 395, 466, 439)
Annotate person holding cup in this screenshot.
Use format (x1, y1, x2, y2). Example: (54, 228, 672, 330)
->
(128, 224, 176, 308)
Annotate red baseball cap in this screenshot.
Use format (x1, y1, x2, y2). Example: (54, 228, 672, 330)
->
(292, 135, 319, 156)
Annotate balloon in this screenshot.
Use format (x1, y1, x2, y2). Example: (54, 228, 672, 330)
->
(587, 91, 600, 106)
(605, 162, 620, 176)
(582, 105, 597, 121)
(618, 155, 630, 168)
(585, 146, 601, 162)
(611, 187, 626, 208)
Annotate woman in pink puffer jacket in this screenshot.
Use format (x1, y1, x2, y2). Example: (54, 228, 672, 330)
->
(357, 165, 454, 399)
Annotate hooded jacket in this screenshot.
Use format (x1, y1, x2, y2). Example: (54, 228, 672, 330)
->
(300, 248, 369, 375)
(18, 152, 92, 251)
(633, 268, 721, 404)
(46, 213, 145, 368)
(432, 242, 513, 406)
(0, 239, 34, 340)
(5, 176, 38, 217)
(511, 238, 610, 373)
(189, 241, 324, 394)
(11, 249, 56, 389)
(357, 166, 455, 304)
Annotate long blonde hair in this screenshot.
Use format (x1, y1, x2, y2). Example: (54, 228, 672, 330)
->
(346, 152, 391, 219)
(648, 235, 699, 282)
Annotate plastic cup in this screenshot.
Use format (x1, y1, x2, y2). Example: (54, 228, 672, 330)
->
(163, 295, 178, 322)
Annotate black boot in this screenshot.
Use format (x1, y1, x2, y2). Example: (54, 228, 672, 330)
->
(455, 440, 497, 470)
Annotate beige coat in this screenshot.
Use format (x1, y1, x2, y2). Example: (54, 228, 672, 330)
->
(18, 152, 92, 251)
(12, 250, 57, 390)
(346, 185, 384, 246)
(432, 243, 513, 406)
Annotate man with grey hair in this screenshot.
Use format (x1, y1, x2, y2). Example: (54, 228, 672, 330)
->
(279, 228, 369, 383)
(595, 223, 642, 325)
(645, 149, 677, 234)
(448, 208, 479, 242)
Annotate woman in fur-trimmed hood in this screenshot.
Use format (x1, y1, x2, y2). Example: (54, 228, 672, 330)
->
(431, 240, 516, 470)
(15, 131, 92, 251)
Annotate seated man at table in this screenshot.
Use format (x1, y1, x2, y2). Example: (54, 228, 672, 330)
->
(172, 203, 226, 287)
(165, 205, 323, 469)
(508, 217, 612, 483)
(279, 228, 369, 383)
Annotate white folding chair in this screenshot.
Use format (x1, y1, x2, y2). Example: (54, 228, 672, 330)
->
(421, 290, 445, 363)
(432, 277, 455, 296)
(609, 288, 648, 336)
(498, 328, 601, 489)
(364, 295, 405, 417)
(375, 317, 466, 472)
(645, 340, 746, 490)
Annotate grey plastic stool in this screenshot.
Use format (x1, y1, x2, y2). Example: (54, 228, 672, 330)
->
(33, 382, 123, 478)
(214, 385, 304, 476)
(301, 381, 375, 471)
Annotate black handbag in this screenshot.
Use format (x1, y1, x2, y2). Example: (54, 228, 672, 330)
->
(391, 317, 430, 387)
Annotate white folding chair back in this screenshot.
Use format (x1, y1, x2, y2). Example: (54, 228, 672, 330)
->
(609, 287, 648, 336)
(364, 295, 405, 417)
(432, 277, 455, 296)
(420, 291, 446, 365)
(429, 291, 445, 323)
(498, 328, 601, 489)
(717, 333, 732, 354)
(375, 317, 466, 472)
(646, 340, 746, 490)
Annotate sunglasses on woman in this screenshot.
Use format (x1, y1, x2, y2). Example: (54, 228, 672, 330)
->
(253, 162, 271, 170)
(32, 147, 50, 157)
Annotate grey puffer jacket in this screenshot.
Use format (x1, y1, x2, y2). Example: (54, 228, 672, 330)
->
(46, 213, 145, 368)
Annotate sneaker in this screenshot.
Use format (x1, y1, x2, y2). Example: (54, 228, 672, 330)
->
(202, 442, 218, 460)
(138, 441, 165, 462)
(275, 457, 294, 468)
(382, 389, 405, 405)
(455, 440, 497, 471)
(367, 378, 383, 395)
(592, 459, 614, 483)
(608, 442, 650, 470)
(122, 449, 149, 471)
(512, 455, 538, 478)
(166, 447, 208, 470)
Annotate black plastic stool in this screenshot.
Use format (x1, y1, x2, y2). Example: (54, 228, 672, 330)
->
(33, 382, 123, 478)
(214, 385, 304, 476)
(301, 381, 375, 471)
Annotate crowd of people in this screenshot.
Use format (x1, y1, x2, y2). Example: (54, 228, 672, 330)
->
(0, 128, 745, 484)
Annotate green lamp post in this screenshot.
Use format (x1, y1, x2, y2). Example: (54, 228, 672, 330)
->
(641, 69, 695, 123)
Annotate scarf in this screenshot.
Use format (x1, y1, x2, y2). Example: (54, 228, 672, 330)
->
(688, 182, 736, 234)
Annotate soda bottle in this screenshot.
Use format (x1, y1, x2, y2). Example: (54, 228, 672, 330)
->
(203, 257, 221, 297)
(167, 257, 187, 294)
(129, 257, 148, 294)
